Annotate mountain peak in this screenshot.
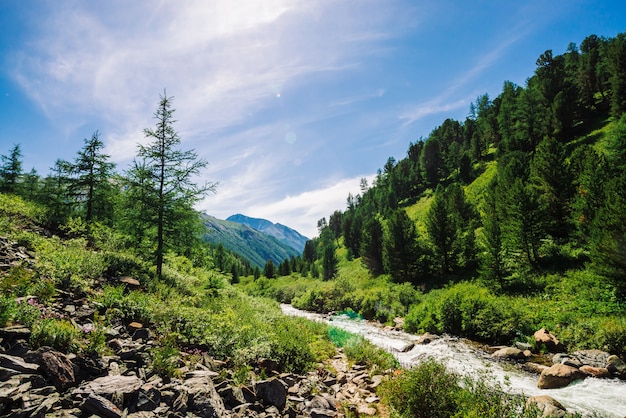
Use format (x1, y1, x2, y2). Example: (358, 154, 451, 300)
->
(226, 214, 309, 253)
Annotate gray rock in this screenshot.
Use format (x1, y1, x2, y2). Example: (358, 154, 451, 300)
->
(185, 375, 227, 417)
(73, 374, 143, 399)
(572, 349, 610, 368)
(310, 407, 336, 418)
(255, 378, 287, 410)
(82, 393, 123, 418)
(0, 353, 40, 374)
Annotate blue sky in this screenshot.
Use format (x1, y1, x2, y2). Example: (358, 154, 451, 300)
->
(0, 1, 624, 238)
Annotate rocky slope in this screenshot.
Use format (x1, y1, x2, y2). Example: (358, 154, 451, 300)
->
(0, 238, 389, 417)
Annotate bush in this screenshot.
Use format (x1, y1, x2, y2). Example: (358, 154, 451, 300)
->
(379, 359, 462, 418)
(379, 359, 543, 418)
(30, 318, 79, 352)
(338, 332, 398, 371)
(404, 282, 523, 345)
(0, 295, 16, 326)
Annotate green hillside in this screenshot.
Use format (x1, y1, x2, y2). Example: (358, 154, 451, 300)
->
(240, 32, 626, 357)
(201, 214, 301, 268)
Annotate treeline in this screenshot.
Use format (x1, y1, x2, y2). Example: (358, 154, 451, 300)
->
(279, 32, 626, 298)
(0, 94, 253, 281)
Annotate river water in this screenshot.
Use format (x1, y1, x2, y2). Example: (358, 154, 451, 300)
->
(281, 304, 626, 417)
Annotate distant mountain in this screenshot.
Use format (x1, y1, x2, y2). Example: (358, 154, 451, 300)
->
(227, 214, 309, 253)
(200, 214, 302, 268)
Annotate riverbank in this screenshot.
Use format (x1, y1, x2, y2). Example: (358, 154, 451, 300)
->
(281, 304, 626, 417)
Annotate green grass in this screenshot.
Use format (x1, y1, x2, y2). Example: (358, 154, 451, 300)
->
(464, 160, 497, 209)
(405, 191, 433, 235)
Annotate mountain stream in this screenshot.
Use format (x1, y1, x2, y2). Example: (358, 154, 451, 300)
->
(281, 304, 626, 417)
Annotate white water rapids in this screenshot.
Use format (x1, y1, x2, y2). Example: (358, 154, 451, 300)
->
(281, 304, 626, 417)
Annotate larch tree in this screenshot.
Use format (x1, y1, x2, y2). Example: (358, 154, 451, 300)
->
(138, 92, 217, 279)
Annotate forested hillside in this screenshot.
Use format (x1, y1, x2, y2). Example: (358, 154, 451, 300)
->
(244, 32, 626, 355)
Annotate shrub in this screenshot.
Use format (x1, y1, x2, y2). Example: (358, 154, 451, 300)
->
(379, 359, 462, 418)
(30, 318, 79, 352)
(341, 334, 398, 371)
(151, 338, 182, 379)
(379, 359, 543, 418)
(404, 282, 522, 345)
(0, 295, 16, 326)
(81, 322, 107, 355)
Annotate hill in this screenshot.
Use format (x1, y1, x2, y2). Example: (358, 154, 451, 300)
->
(226, 213, 309, 253)
(201, 213, 301, 268)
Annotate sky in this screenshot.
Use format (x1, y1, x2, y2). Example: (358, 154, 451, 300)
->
(0, 1, 624, 238)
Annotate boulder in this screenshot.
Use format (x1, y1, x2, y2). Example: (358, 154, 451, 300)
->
(255, 378, 287, 410)
(527, 395, 567, 417)
(73, 374, 143, 399)
(119, 276, 141, 287)
(0, 353, 40, 374)
(606, 355, 626, 379)
(571, 349, 610, 368)
(184, 374, 227, 417)
(580, 365, 612, 378)
(534, 328, 565, 353)
(491, 347, 528, 361)
(39, 349, 76, 391)
(416, 333, 439, 345)
(537, 364, 587, 389)
(82, 393, 123, 418)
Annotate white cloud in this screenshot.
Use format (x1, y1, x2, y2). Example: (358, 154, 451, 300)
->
(200, 173, 375, 239)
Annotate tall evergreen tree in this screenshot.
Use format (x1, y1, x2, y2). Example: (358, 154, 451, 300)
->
(530, 137, 573, 239)
(383, 208, 423, 284)
(360, 216, 384, 275)
(498, 153, 544, 266)
(426, 185, 459, 274)
(138, 92, 217, 278)
(69, 131, 115, 224)
(0, 144, 23, 194)
(479, 178, 506, 285)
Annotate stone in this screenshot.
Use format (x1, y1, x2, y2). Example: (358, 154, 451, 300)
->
(218, 384, 246, 407)
(310, 408, 337, 418)
(606, 355, 626, 379)
(37, 350, 76, 392)
(491, 347, 527, 361)
(256, 378, 287, 410)
(514, 341, 533, 351)
(73, 374, 143, 399)
(416, 333, 439, 344)
(307, 395, 335, 410)
(184, 375, 227, 417)
(396, 342, 415, 353)
(537, 364, 587, 389)
(132, 328, 152, 341)
(82, 393, 123, 418)
(534, 328, 565, 353)
(521, 362, 548, 374)
(580, 365, 612, 378)
(0, 353, 40, 374)
(527, 395, 567, 417)
(119, 276, 141, 287)
(572, 349, 611, 368)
